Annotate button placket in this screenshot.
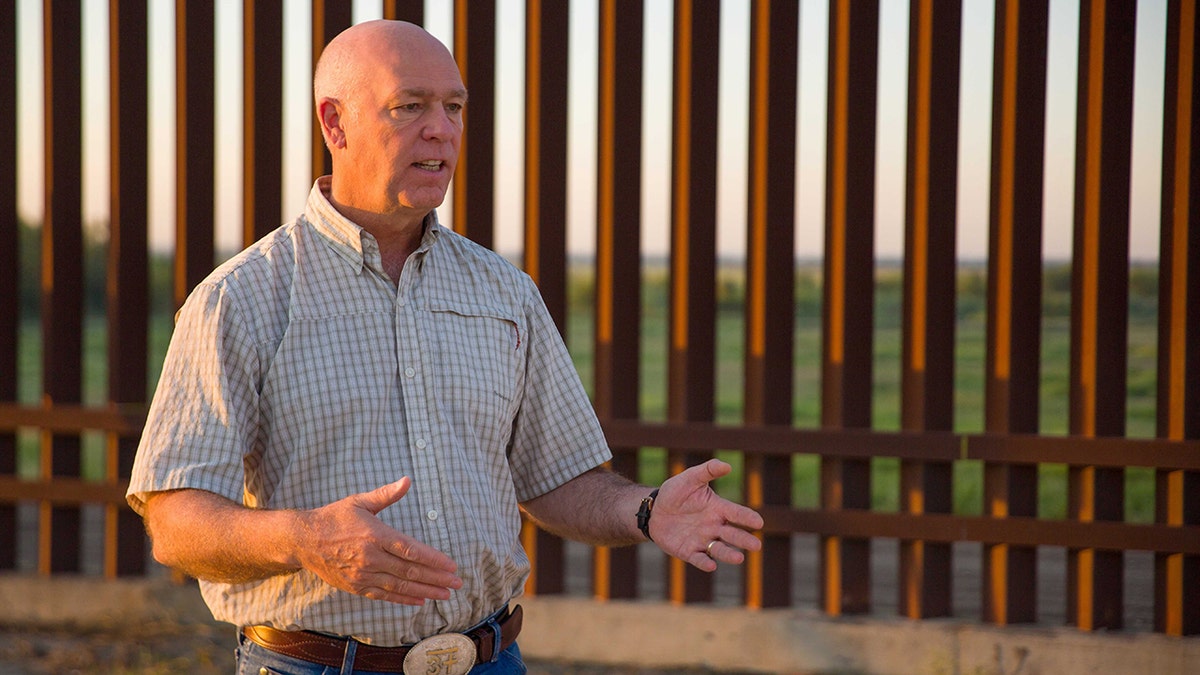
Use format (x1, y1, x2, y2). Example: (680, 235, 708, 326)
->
(394, 270, 449, 550)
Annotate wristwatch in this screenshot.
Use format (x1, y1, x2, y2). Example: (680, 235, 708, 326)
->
(636, 488, 660, 541)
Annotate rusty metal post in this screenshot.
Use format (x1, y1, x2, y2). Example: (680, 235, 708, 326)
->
(1156, 0, 1200, 637)
(899, 0, 961, 620)
(820, 0, 878, 617)
(41, 0, 84, 574)
(523, 0, 569, 326)
(106, 0, 149, 577)
(382, 0, 424, 23)
(666, 0, 720, 606)
(593, 0, 644, 602)
(244, 0, 284, 246)
(175, 0, 215, 307)
(1068, 0, 1136, 632)
(743, 0, 798, 610)
(0, 0, 18, 572)
(520, 0, 570, 597)
(451, 0, 496, 249)
(983, 0, 1048, 626)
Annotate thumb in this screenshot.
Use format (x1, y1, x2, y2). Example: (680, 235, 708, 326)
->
(688, 458, 731, 485)
(355, 477, 413, 515)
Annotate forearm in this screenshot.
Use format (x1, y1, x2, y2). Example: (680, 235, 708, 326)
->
(520, 467, 652, 547)
(144, 488, 305, 584)
(142, 479, 463, 606)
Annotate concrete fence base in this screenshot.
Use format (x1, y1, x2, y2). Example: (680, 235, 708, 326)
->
(519, 596, 1200, 674)
(1, 576, 1196, 674)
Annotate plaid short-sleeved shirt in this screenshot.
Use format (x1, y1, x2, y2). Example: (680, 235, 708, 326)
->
(127, 178, 612, 645)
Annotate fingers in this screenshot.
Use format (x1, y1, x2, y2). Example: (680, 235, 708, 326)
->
(324, 535, 463, 606)
(722, 501, 765, 532)
(383, 535, 460, 576)
(703, 509, 765, 568)
(716, 524, 763, 555)
(655, 459, 767, 572)
(364, 521, 463, 605)
(687, 550, 719, 573)
(342, 561, 462, 606)
(688, 527, 761, 571)
(704, 458, 732, 480)
(685, 458, 731, 485)
(302, 478, 465, 605)
(357, 569, 463, 606)
(355, 477, 413, 515)
(701, 540, 743, 566)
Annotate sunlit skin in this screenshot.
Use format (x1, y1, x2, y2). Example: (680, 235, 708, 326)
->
(315, 20, 468, 281)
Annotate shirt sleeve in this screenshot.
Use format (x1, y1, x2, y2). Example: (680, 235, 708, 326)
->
(506, 282, 613, 503)
(126, 281, 262, 515)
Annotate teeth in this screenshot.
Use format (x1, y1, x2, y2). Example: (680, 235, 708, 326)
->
(416, 161, 442, 169)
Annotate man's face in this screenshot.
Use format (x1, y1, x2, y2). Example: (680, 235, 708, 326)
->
(342, 44, 467, 217)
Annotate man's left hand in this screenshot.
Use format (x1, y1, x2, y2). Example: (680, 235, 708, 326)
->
(649, 459, 766, 572)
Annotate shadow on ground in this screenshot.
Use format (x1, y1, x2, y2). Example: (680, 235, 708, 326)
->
(0, 624, 752, 675)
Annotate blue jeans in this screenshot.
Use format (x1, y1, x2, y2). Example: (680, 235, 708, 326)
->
(235, 631, 527, 675)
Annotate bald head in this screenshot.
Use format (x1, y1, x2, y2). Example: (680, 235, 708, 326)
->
(311, 19, 467, 231)
(313, 20, 460, 127)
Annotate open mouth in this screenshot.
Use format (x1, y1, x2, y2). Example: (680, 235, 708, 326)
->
(414, 160, 444, 172)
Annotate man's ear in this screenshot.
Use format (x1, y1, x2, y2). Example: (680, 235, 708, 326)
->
(318, 98, 346, 149)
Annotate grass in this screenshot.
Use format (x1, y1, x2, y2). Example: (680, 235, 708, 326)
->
(14, 262, 1162, 522)
(565, 262, 1162, 522)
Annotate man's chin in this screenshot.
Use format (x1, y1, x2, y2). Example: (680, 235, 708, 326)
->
(398, 189, 449, 213)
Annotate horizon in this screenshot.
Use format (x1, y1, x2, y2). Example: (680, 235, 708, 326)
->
(9, 214, 1165, 269)
(15, 0, 1168, 264)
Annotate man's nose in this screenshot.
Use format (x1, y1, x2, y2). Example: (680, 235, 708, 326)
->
(422, 106, 459, 140)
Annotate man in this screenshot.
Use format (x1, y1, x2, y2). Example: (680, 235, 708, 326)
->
(127, 19, 763, 675)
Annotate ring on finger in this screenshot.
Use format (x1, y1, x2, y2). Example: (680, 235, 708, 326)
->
(706, 539, 719, 557)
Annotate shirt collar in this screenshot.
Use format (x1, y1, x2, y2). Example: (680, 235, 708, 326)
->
(303, 176, 443, 275)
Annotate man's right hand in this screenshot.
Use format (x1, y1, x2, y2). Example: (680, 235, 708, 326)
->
(293, 477, 463, 605)
(142, 478, 463, 606)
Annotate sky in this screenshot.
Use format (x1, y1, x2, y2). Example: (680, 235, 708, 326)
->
(15, 0, 1168, 261)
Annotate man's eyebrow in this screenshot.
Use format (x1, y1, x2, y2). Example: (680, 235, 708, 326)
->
(396, 87, 469, 101)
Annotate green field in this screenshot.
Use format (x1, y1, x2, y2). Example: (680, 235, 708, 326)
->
(13, 259, 1161, 523)
(562, 262, 1160, 523)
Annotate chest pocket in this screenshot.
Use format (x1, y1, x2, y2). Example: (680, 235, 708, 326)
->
(423, 299, 525, 446)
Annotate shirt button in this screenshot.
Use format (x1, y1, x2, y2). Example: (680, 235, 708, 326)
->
(404, 367, 415, 378)
(427, 509, 439, 521)
(415, 438, 427, 449)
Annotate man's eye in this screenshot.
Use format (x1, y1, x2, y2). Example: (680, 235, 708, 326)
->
(446, 103, 463, 114)
(396, 103, 421, 113)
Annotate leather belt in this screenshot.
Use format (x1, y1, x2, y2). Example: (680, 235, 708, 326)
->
(241, 605, 523, 673)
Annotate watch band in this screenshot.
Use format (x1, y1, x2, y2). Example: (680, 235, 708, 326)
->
(636, 488, 660, 541)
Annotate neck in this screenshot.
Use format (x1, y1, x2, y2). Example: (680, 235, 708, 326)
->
(371, 222, 424, 285)
(324, 187, 428, 286)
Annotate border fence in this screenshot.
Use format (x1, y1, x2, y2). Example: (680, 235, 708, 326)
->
(0, 0, 1197, 640)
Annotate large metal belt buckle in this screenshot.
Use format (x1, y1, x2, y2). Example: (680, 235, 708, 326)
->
(402, 633, 476, 675)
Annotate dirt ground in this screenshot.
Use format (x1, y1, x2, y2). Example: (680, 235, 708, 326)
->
(0, 622, 743, 675)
